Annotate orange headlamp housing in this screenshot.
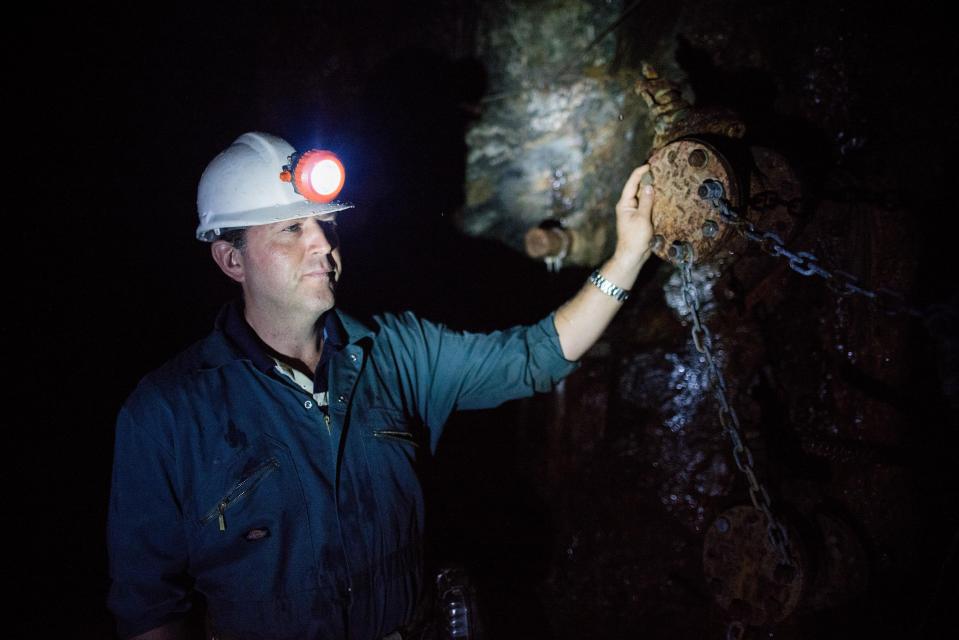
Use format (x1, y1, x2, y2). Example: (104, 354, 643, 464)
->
(280, 150, 346, 203)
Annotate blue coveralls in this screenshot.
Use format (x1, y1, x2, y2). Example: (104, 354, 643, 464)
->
(108, 303, 577, 639)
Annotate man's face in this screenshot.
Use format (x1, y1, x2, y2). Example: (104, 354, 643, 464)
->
(232, 215, 342, 320)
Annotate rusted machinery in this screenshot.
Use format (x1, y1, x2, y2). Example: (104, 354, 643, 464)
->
(527, 63, 883, 633)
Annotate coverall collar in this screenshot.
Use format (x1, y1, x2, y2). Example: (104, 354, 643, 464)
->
(210, 299, 372, 374)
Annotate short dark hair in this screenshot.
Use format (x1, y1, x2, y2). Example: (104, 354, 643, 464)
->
(217, 227, 248, 250)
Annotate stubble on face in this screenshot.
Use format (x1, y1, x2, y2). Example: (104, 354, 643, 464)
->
(240, 218, 342, 326)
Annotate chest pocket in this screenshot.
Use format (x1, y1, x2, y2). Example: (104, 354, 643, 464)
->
(189, 433, 313, 599)
(357, 408, 427, 535)
(199, 456, 280, 532)
(361, 407, 424, 453)
(372, 428, 420, 448)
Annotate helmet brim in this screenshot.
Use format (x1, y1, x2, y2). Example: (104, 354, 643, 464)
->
(196, 200, 354, 242)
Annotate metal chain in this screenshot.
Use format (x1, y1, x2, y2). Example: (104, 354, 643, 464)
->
(677, 246, 794, 567)
(700, 180, 924, 318)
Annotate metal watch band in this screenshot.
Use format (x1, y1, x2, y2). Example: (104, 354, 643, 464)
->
(589, 269, 631, 302)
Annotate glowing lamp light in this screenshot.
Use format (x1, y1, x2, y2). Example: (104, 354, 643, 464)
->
(281, 150, 346, 203)
(309, 158, 343, 196)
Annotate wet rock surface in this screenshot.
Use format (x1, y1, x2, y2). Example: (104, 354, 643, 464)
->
(459, 0, 651, 266)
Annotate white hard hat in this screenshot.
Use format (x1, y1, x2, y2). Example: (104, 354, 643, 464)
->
(196, 131, 353, 242)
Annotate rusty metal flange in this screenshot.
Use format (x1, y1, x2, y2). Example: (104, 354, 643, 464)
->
(647, 138, 741, 262)
(703, 506, 805, 627)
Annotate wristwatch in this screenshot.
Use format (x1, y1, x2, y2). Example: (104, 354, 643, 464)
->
(589, 270, 630, 302)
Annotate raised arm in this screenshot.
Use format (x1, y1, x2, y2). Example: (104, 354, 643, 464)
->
(554, 165, 655, 360)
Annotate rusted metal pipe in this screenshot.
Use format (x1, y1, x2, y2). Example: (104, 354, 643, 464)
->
(524, 223, 573, 261)
(522, 219, 616, 270)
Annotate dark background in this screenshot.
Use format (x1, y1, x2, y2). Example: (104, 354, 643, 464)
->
(20, 0, 958, 637)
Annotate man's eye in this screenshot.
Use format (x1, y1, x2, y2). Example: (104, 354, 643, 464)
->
(284, 223, 301, 233)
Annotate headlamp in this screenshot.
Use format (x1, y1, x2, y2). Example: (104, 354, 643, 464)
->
(280, 150, 346, 203)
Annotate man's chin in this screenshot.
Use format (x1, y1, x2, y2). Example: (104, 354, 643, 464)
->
(311, 294, 336, 315)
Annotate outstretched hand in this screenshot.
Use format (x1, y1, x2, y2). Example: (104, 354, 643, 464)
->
(553, 165, 657, 360)
(614, 165, 655, 267)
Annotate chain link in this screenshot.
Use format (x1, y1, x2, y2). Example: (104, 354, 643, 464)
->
(700, 180, 925, 318)
(678, 248, 794, 566)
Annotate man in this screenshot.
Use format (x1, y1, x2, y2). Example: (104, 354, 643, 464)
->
(108, 131, 654, 639)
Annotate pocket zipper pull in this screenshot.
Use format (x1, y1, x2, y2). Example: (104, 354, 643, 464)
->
(324, 413, 332, 435)
(217, 503, 227, 531)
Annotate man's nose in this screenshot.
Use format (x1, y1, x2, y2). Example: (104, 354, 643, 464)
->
(304, 218, 336, 253)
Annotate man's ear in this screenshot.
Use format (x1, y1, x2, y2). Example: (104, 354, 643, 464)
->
(211, 240, 245, 283)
